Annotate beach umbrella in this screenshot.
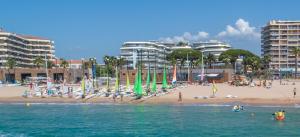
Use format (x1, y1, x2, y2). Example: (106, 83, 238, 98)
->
(162, 65, 168, 89)
(151, 68, 157, 92)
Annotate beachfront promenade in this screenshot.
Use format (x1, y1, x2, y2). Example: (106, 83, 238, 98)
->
(0, 79, 299, 105)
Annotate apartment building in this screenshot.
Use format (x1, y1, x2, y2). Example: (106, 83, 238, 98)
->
(0, 29, 55, 68)
(120, 42, 171, 69)
(261, 20, 300, 71)
(192, 40, 231, 60)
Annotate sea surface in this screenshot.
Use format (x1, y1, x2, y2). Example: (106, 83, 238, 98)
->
(0, 103, 299, 137)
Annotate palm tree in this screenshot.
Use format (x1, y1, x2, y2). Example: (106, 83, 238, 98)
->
(292, 47, 300, 78)
(60, 59, 69, 69)
(262, 55, 271, 69)
(5, 58, 17, 83)
(206, 53, 216, 69)
(220, 54, 231, 68)
(46, 61, 54, 69)
(103, 55, 112, 91)
(33, 57, 44, 69)
(193, 58, 202, 70)
(110, 56, 117, 71)
(116, 57, 126, 69)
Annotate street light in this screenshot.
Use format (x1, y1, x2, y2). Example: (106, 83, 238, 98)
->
(89, 57, 96, 89)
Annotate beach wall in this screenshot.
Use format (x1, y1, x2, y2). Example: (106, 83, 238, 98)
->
(0, 68, 84, 83)
(119, 68, 233, 84)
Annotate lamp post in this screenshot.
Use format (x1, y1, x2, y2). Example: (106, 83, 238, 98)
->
(187, 52, 189, 84)
(201, 51, 204, 83)
(89, 57, 96, 89)
(186, 51, 192, 84)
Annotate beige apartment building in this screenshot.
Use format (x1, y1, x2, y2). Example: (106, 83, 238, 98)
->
(261, 20, 300, 72)
(0, 29, 55, 68)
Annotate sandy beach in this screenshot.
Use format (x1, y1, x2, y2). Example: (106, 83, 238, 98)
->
(0, 80, 300, 106)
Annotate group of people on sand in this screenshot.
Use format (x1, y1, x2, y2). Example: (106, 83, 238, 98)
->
(252, 79, 273, 88)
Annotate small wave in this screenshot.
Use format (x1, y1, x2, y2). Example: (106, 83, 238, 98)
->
(0, 131, 27, 137)
(173, 104, 232, 107)
(0, 102, 120, 106)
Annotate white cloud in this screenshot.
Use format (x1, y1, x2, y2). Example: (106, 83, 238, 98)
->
(159, 18, 259, 44)
(217, 18, 260, 39)
(159, 31, 209, 43)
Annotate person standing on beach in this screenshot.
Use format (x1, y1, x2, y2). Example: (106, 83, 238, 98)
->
(113, 94, 116, 102)
(29, 82, 33, 90)
(212, 81, 217, 97)
(120, 93, 124, 102)
(293, 88, 297, 98)
(178, 92, 182, 102)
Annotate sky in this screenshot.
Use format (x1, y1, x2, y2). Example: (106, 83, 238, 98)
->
(1, 0, 299, 63)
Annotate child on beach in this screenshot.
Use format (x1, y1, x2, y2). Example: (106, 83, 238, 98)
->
(293, 88, 296, 98)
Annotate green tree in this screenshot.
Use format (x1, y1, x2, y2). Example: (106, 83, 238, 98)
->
(46, 61, 54, 69)
(262, 55, 272, 69)
(206, 53, 216, 68)
(220, 54, 231, 68)
(5, 58, 17, 69)
(219, 49, 258, 69)
(243, 56, 261, 73)
(5, 58, 17, 82)
(60, 59, 69, 69)
(291, 47, 300, 78)
(103, 55, 118, 91)
(116, 57, 126, 69)
(167, 49, 201, 80)
(33, 57, 44, 69)
(177, 41, 188, 47)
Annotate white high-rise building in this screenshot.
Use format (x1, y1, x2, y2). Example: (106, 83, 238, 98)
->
(120, 42, 170, 69)
(120, 40, 231, 68)
(192, 40, 231, 60)
(0, 29, 55, 68)
(261, 20, 300, 71)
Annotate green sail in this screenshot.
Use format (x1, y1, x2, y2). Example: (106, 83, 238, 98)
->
(162, 65, 168, 89)
(151, 68, 157, 92)
(81, 77, 85, 95)
(137, 65, 143, 95)
(133, 69, 138, 94)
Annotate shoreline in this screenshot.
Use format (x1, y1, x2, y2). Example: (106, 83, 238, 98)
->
(0, 97, 299, 106)
(1, 80, 299, 106)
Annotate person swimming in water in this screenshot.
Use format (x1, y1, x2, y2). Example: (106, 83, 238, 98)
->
(233, 105, 244, 112)
(273, 110, 285, 121)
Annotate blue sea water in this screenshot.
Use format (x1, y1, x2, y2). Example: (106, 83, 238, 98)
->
(0, 104, 299, 137)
